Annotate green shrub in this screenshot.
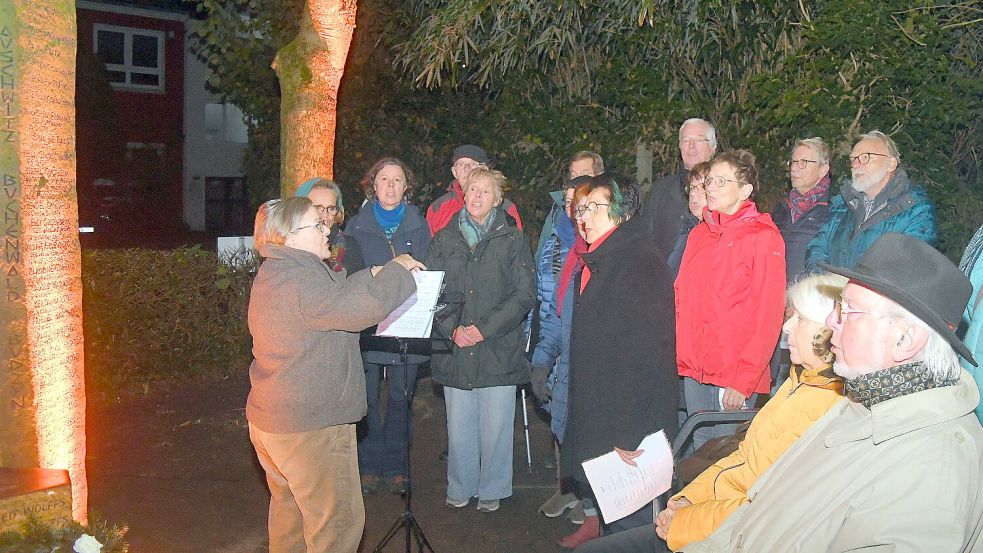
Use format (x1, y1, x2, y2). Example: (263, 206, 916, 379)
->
(82, 246, 258, 399)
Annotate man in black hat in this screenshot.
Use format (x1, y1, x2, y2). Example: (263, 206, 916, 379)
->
(425, 144, 523, 235)
(674, 233, 983, 552)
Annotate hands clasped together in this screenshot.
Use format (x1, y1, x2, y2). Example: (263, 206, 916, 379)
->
(452, 325, 485, 348)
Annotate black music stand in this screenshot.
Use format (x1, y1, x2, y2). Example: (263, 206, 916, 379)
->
(366, 335, 434, 553)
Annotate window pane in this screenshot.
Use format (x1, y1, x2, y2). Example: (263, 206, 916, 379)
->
(204, 103, 223, 141)
(96, 30, 124, 65)
(130, 73, 160, 87)
(132, 34, 159, 68)
(105, 70, 126, 83)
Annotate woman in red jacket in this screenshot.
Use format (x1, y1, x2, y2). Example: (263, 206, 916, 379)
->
(674, 149, 786, 450)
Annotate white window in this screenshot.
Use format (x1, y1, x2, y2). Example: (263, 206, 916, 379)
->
(93, 24, 164, 92)
(204, 103, 248, 143)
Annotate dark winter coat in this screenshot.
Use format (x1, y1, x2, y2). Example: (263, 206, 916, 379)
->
(805, 169, 937, 272)
(770, 188, 831, 284)
(560, 215, 679, 484)
(344, 202, 432, 364)
(425, 208, 536, 390)
(643, 170, 689, 261)
(342, 202, 431, 272)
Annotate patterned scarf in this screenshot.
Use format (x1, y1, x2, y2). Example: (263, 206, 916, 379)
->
(787, 175, 830, 223)
(844, 361, 958, 409)
(458, 206, 497, 249)
(373, 200, 406, 241)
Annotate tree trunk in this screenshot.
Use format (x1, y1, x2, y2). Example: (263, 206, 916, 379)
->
(274, 0, 357, 196)
(0, 0, 87, 522)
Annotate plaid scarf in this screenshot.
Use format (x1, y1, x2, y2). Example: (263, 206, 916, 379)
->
(844, 361, 957, 409)
(787, 175, 830, 223)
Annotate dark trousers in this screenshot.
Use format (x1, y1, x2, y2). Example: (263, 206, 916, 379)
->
(574, 523, 670, 553)
(357, 361, 419, 478)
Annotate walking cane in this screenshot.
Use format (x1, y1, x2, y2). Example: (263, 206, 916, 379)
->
(521, 388, 532, 473)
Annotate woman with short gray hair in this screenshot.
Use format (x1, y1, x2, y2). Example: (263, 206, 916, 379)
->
(246, 196, 423, 552)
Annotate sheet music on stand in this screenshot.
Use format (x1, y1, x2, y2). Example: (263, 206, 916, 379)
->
(376, 271, 444, 339)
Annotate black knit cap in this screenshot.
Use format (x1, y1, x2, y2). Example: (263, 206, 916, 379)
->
(451, 144, 489, 165)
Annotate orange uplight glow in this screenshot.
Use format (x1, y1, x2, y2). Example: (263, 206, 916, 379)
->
(275, 0, 357, 193)
(5, 0, 88, 522)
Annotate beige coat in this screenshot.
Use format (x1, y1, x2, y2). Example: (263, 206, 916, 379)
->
(683, 369, 983, 553)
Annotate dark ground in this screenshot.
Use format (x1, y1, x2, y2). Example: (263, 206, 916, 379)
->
(86, 370, 586, 552)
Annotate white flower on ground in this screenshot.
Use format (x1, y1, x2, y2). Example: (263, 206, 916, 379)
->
(73, 534, 104, 553)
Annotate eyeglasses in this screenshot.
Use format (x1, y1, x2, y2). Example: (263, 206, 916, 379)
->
(314, 204, 340, 216)
(680, 137, 710, 147)
(453, 160, 483, 171)
(574, 202, 609, 219)
(788, 158, 820, 170)
(832, 299, 899, 325)
(704, 176, 747, 189)
(687, 184, 706, 196)
(290, 221, 325, 234)
(849, 152, 890, 166)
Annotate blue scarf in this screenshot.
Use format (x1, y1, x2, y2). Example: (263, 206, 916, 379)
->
(373, 200, 406, 241)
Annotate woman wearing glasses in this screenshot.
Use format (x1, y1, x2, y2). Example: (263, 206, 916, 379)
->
(770, 138, 832, 283)
(343, 157, 432, 496)
(557, 173, 679, 548)
(666, 161, 711, 277)
(246, 197, 423, 552)
(675, 150, 787, 451)
(295, 177, 347, 271)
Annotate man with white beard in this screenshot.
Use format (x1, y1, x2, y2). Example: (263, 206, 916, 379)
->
(806, 130, 937, 271)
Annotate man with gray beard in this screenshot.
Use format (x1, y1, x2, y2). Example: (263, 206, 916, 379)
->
(806, 130, 937, 271)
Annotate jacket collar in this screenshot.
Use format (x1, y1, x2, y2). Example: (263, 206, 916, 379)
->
(258, 244, 332, 271)
(824, 369, 979, 447)
(702, 200, 761, 236)
(840, 168, 912, 209)
(349, 203, 423, 237)
(580, 215, 648, 264)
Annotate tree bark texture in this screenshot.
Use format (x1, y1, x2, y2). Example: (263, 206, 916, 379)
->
(274, 0, 357, 195)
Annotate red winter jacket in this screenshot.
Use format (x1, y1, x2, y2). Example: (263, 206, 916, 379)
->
(675, 200, 786, 397)
(426, 180, 523, 236)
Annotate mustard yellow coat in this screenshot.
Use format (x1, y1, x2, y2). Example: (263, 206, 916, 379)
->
(667, 364, 843, 552)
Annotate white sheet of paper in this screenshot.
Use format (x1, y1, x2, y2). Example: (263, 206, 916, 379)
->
(376, 271, 444, 339)
(581, 430, 674, 524)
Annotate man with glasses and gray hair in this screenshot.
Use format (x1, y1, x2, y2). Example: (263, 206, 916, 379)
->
(805, 130, 937, 272)
(644, 118, 717, 257)
(771, 137, 833, 283)
(670, 233, 983, 552)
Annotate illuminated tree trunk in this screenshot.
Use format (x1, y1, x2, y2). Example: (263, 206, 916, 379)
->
(274, 0, 357, 195)
(0, 0, 87, 522)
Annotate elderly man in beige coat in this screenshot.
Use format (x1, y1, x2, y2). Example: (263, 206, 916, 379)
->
(680, 233, 983, 553)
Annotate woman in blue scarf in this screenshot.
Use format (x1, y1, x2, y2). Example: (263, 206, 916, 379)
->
(344, 157, 431, 495)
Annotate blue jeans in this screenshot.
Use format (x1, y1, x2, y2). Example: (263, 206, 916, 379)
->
(357, 360, 419, 478)
(444, 385, 516, 502)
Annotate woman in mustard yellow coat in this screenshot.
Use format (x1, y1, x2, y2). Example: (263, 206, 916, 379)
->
(658, 272, 847, 551)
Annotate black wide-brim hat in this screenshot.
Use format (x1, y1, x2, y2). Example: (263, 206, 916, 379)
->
(820, 233, 977, 366)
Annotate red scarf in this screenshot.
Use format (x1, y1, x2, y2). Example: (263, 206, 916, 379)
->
(555, 234, 588, 316)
